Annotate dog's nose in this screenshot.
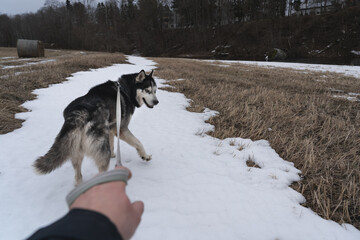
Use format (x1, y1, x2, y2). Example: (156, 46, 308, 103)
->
(154, 99, 159, 105)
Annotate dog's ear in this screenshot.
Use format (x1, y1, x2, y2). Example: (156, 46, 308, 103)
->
(149, 70, 154, 77)
(136, 70, 146, 83)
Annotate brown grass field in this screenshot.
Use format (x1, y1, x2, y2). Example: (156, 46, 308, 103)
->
(152, 57, 360, 229)
(0, 48, 359, 229)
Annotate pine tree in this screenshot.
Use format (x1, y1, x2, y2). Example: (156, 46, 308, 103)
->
(66, 0, 72, 11)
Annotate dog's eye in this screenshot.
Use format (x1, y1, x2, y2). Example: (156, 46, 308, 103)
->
(145, 89, 150, 93)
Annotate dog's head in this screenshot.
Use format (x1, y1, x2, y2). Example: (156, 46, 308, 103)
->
(135, 70, 159, 108)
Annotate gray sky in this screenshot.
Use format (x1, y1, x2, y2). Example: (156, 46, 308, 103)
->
(1, 0, 47, 15)
(1, 0, 105, 16)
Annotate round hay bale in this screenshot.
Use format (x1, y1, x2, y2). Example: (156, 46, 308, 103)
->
(17, 39, 45, 58)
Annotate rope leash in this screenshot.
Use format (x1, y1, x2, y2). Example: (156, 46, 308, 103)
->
(115, 82, 122, 166)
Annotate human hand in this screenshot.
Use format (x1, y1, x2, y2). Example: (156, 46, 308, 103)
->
(70, 167, 144, 240)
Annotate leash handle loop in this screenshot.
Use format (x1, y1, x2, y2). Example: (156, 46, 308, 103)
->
(66, 169, 129, 207)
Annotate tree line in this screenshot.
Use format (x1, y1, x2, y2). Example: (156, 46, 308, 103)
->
(0, 0, 357, 55)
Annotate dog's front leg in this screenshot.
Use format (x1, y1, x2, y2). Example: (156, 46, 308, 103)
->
(120, 128, 151, 161)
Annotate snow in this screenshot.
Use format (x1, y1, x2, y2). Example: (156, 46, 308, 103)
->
(203, 59, 360, 78)
(329, 88, 360, 102)
(0, 58, 31, 63)
(0, 56, 359, 240)
(333, 95, 359, 102)
(1, 59, 56, 69)
(0, 56, 16, 60)
(351, 50, 360, 56)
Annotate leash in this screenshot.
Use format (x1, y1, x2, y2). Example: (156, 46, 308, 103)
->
(66, 168, 128, 207)
(115, 82, 122, 166)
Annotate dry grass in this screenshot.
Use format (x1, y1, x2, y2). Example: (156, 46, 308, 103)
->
(152, 57, 360, 229)
(0, 47, 18, 58)
(1, 47, 359, 229)
(0, 48, 126, 134)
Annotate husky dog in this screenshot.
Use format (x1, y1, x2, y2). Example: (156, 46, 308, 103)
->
(33, 70, 158, 184)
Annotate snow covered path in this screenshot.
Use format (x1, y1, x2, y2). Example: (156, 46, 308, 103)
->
(0, 56, 359, 239)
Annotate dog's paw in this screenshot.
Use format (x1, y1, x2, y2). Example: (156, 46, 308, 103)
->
(141, 154, 152, 161)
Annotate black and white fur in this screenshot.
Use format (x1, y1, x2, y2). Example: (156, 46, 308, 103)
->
(33, 70, 158, 184)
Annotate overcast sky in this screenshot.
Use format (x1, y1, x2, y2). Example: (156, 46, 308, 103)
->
(1, 0, 106, 16)
(1, 0, 46, 15)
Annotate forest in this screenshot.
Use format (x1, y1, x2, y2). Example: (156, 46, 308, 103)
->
(0, 0, 359, 60)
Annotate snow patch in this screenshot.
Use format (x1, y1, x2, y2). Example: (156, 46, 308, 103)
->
(2, 59, 56, 69)
(0, 56, 16, 59)
(329, 88, 360, 102)
(333, 95, 360, 102)
(350, 50, 360, 56)
(204, 59, 360, 79)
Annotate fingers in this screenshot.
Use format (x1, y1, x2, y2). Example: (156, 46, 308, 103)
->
(115, 167, 143, 217)
(115, 166, 132, 180)
(132, 201, 144, 217)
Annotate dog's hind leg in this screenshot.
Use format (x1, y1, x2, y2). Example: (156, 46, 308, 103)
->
(85, 106, 112, 172)
(85, 130, 112, 173)
(94, 142, 111, 173)
(96, 158, 110, 173)
(109, 130, 115, 158)
(120, 127, 151, 161)
(85, 132, 111, 173)
(96, 141, 111, 173)
(71, 152, 84, 185)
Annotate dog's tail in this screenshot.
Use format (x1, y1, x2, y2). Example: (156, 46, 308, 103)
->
(33, 122, 77, 174)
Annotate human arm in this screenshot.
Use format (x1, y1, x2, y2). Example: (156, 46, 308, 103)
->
(27, 167, 144, 240)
